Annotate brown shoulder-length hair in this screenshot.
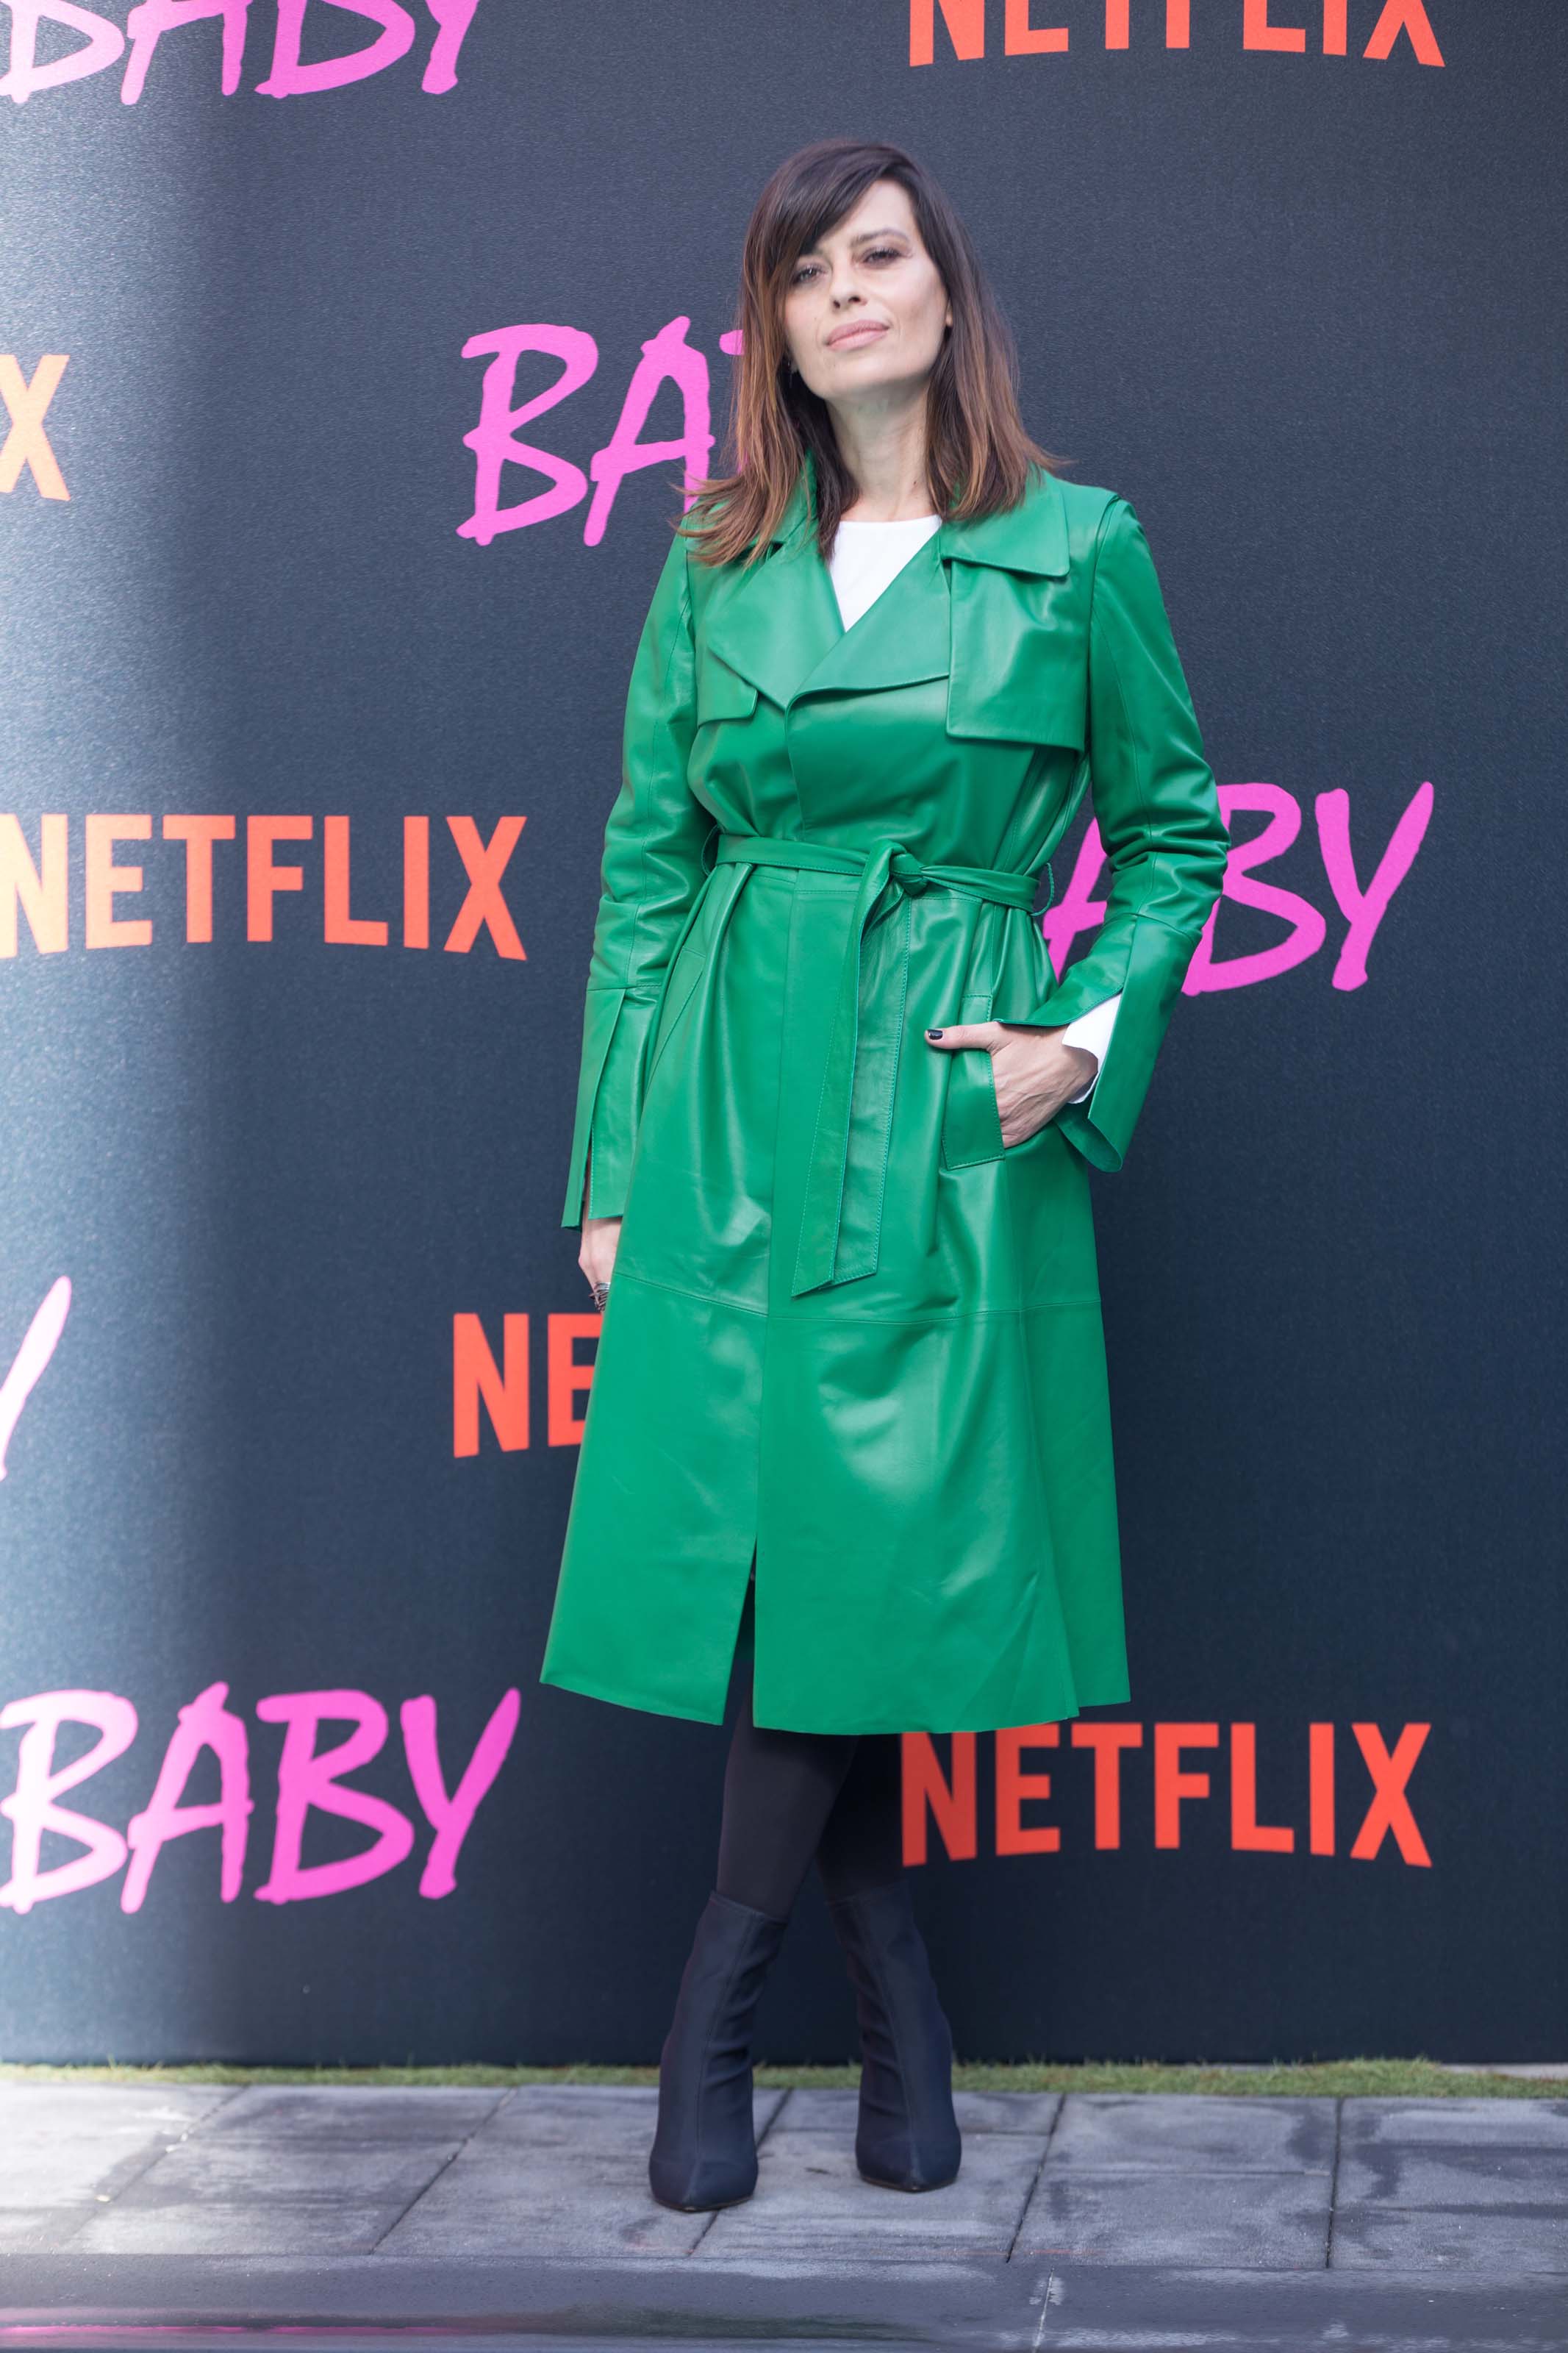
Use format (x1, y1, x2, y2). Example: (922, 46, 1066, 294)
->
(679, 136, 1064, 568)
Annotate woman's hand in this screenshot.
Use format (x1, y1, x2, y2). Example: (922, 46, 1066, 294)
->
(924, 1021, 1098, 1147)
(578, 1151, 621, 1296)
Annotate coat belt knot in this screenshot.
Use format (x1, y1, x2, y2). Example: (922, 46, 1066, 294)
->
(712, 833, 1039, 1299)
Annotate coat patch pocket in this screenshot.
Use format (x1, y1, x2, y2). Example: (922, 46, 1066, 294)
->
(695, 648, 759, 727)
(939, 991, 1008, 1169)
(943, 575, 1086, 751)
(646, 935, 706, 1084)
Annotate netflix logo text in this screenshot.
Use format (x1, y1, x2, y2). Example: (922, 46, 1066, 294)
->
(455, 1311, 600, 1454)
(903, 1719, 1432, 1867)
(911, 0, 1445, 68)
(0, 814, 527, 960)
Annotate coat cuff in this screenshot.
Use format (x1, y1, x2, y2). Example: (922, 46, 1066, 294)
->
(1023, 913, 1204, 1174)
(1059, 990, 1123, 1104)
(560, 985, 660, 1227)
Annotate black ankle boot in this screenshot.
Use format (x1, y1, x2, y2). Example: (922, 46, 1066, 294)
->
(648, 1889, 789, 2212)
(827, 1877, 962, 2191)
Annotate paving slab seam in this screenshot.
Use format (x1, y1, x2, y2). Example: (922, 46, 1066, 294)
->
(365, 2086, 518, 2255)
(1323, 2092, 1343, 2271)
(40, 2082, 255, 2254)
(1004, 2087, 1066, 2262)
(683, 2083, 794, 2258)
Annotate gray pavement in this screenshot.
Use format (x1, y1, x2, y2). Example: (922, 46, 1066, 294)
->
(0, 2083, 1563, 2348)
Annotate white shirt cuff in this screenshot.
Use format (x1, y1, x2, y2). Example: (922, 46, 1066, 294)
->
(1060, 990, 1122, 1104)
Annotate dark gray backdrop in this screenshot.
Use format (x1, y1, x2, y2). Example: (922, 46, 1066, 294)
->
(1, 0, 1563, 2063)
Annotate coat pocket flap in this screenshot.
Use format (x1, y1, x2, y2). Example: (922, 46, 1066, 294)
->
(945, 646, 1086, 751)
(695, 647, 760, 726)
(945, 566, 1086, 751)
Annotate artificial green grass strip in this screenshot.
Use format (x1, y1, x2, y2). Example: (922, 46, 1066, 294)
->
(0, 2057, 1562, 2096)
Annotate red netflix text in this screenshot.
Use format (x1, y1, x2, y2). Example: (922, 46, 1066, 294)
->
(902, 1719, 1432, 1866)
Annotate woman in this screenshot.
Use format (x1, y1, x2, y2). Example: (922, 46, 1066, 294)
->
(540, 137, 1229, 2213)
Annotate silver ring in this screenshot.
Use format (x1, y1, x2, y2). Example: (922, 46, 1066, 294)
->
(590, 1279, 610, 1309)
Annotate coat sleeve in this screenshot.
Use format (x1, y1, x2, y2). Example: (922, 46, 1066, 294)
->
(1036, 497, 1230, 1173)
(560, 529, 711, 1227)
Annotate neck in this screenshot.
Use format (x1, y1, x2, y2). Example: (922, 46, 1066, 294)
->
(826, 391, 934, 522)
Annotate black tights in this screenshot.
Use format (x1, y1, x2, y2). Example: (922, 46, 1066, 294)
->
(715, 1579, 903, 1922)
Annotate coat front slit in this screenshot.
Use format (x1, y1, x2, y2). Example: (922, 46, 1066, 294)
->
(540, 460, 1228, 1734)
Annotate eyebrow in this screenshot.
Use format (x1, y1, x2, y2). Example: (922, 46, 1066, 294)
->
(797, 226, 909, 257)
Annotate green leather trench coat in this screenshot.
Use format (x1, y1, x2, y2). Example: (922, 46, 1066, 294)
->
(540, 457, 1228, 1734)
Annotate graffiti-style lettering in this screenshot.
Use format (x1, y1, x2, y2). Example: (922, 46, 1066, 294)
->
(0, 1, 122, 102)
(458, 326, 598, 547)
(1314, 781, 1432, 990)
(1044, 782, 1432, 999)
(257, 0, 413, 99)
(121, 0, 251, 102)
(122, 1682, 253, 1910)
(0, 1277, 71, 1482)
(418, 0, 475, 91)
(584, 316, 713, 548)
(400, 1690, 520, 1898)
(0, 1691, 139, 1913)
(254, 1689, 415, 1903)
(1040, 822, 1108, 982)
(1185, 784, 1328, 993)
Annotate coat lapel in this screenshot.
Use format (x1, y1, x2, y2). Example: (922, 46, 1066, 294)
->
(698, 462, 841, 711)
(698, 454, 1081, 745)
(941, 469, 1084, 749)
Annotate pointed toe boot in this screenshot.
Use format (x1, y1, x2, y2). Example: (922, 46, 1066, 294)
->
(828, 1877, 962, 2192)
(648, 1889, 789, 2213)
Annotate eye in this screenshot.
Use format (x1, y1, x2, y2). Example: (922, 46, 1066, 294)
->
(790, 261, 821, 285)
(864, 246, 902, 264)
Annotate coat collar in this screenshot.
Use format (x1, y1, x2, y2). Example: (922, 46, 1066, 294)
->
(699, 452, 1070, 712)
(762, 449, 1070, 576)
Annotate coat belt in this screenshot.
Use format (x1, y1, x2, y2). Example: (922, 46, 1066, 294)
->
(712, 832, 1039, 1297)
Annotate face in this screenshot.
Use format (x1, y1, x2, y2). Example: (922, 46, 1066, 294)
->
(780, 178, 952, 412)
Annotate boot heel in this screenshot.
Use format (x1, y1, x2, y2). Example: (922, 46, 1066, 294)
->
(828, 1877, 962, 2192)
(648, 1889, 788, 2212)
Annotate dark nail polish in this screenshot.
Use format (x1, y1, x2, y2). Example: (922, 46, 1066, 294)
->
(926, 1028, 943, 1040)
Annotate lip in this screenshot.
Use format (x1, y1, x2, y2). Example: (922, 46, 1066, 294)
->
(826, 321, 888, 350)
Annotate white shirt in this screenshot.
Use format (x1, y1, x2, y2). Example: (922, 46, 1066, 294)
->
(826, 515, 1122, 1105)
